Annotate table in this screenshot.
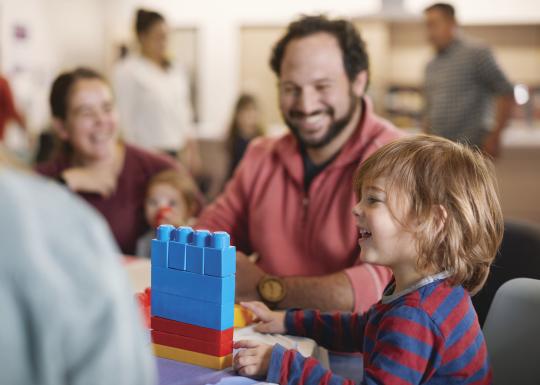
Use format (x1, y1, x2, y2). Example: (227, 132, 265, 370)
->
(124, 259, 329, 385)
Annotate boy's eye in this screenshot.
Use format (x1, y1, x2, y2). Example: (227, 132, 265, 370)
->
(366, 196, 381, 205)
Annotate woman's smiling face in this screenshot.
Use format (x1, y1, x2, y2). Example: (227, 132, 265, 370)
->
(60, 78, 118, 162)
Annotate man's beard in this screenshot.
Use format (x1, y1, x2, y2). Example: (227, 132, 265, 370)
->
(284, 88, 359, 149)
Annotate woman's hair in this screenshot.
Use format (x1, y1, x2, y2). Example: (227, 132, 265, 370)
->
(50, 67, 107, 120)
(135, 9, 165, 36)
(146, 169, 200, 217)
(355, 134, 504, 294)
(226, 94, 263, 149)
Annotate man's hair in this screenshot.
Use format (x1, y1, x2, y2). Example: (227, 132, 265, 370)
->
(355, 135, 503, 295)
(424, 3, 456, 20)
(270, 15, 369, 83)
(50, 67, 107, 120)
(146, 169, 201, 217)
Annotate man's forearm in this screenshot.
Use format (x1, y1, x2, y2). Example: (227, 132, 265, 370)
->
(493, 94, 514, 134)
(278, 272, 354, 312)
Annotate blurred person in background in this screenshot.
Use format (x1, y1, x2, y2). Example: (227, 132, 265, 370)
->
(113, 9, 201, 172)
(35, 67, 198, 255)
(136, 168, 200, 258)
(423, 2, 514, 157)
(0, 148, 155, 384)
(226, 94, 265, 177)
(0, 74, 26, 143)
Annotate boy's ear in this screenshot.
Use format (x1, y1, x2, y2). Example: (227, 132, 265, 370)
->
(433, 205, 448, 234)
(51, 118, 70, 141)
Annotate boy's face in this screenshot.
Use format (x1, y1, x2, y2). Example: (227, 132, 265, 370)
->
(145, 183, 188, 228)
(352, 178, 417, 270)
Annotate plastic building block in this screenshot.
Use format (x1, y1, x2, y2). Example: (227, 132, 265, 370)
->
(204, 231, 236, 277)
(168, 226, 194, 271)
(151, 266, 234, 304)
(151, 224, 175, 268)
(185, 230, 211, 274)
(153, 343, 232, 370)
(234, 304, 255, 328)
(151, 330, 232, 357)
(151, 316, 233, 344)
(151, 290, 234, 330)
(136, 287, 152, 328)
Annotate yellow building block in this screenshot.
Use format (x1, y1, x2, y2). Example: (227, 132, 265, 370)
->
(153, 343, 233, 370)
(234, 304, 255, 328)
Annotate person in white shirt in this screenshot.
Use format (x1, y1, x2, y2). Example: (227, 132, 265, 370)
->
(114, 9, 199, 167)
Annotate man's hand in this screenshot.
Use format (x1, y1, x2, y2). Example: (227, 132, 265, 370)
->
(236, 252, 265, 302)
(483, 131, 502, 158)
(62, 166, 118, 197)
(240, 301, 286, 334)
(233, 340, 273, 378)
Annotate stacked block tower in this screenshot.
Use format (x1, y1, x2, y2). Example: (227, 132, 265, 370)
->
(150, 225, 236, 369)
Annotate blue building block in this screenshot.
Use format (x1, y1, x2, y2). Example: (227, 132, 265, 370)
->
(185, 230, 211, 274)
(151, 266, 235, 304)
(151, 290, 234, 330)
(151, 224, 175, 268)
(168, 227, 194, 271)
(204, 232, 236, 277)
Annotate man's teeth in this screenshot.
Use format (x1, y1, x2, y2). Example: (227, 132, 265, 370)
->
(304, 115, 324, 124)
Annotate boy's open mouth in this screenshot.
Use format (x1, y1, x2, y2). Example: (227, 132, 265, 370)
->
(359, 229, 372, 239)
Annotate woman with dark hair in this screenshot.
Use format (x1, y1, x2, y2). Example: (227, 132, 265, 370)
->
(113, 9, 199, 166)
(226, 94, 264, 176)
(35, 67, 197, 255)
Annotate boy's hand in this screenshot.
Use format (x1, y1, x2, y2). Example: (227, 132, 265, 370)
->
(240, 301, 286, 334)
(233, 340, 273, 378)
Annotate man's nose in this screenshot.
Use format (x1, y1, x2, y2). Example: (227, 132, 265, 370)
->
(295, 87, 320, 115)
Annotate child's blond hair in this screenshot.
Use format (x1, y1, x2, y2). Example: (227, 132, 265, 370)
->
(146, 169, 200, 217)
(355, 135, 503, 294)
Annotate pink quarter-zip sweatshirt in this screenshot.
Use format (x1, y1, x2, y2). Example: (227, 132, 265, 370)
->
(197, 97, 404, 312)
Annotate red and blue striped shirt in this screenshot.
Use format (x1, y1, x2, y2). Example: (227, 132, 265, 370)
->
(266, 275, 491, 385)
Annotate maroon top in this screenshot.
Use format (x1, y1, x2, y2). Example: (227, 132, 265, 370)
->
(36, 144, 176, 254)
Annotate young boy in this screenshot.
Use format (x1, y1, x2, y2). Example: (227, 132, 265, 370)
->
(234, 135, 503, 385)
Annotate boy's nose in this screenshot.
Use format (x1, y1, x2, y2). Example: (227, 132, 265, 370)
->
(352, 202, 363, 217)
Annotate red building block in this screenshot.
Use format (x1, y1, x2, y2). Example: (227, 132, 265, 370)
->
(151, 316, 233, 344)
(151, 330, 233, 357)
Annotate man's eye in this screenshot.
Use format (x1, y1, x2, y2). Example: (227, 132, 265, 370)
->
(282, 86, 298, 95)
(315, 84, 330, 92)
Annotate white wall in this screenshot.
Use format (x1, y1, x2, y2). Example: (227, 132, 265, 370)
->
(0, 0, 107, 133)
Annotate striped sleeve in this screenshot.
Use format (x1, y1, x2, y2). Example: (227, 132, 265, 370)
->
(267, 344, 356, 385)
(362, 305, 444, 385)
(285, 309, 367, 352)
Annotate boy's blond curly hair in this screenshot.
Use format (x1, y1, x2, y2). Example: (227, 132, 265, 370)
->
(355, 135, 503, 294)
